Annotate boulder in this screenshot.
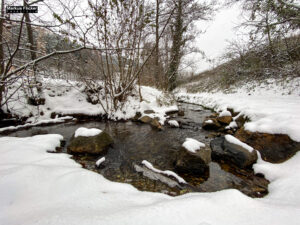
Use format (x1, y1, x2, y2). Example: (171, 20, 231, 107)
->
(132, 112, 142, 122)
(139, 115, 152, 123)
(210, 136, 257, 168)
(178, 110, 185, 116)
(202, 117, 221, 130)
(235, 128, 300, 163)
(150, 118, 163, 130)
(175, 142, 211, 175)
(217, 116, 232, 125)
(67, 132, 113, 155)
(144, 109, 155, 114)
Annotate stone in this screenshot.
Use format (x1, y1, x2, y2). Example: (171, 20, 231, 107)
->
(178, 110, 185, 116)
(67, 131, 113, 155)
(132, 112, 142, 121)
(175, 146, 211, 175)
(144, 110, 155, 114)
(150, 118, 163, 130)
(235, 128, 300, 163)
(139, 115, 152, 123)
(202, 117, 221, 130)
(234, 114, 247, 128)
(165, 109, 179, 115)
(50, 112, 57, 119)
(27, 97, 45, 106)
(210, 136, 258, 168)
(217, 115, 232, 125)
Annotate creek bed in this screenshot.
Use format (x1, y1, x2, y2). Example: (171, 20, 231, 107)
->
(1, 103, 269, 197)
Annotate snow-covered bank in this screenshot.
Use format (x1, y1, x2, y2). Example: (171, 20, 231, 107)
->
(2, 78, 177, 129)
(1, 134, 300, 225)
(176, 79, 300, 142)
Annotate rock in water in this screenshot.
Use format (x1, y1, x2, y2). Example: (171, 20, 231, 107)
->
(67, 132, 113, 155)
(217, 115, 232, 125)
(210, 136, 257, 168)
(175, 143, 211, 175)
(235, 128, 300, 163)
(150, 118, 163, 130)
(178, 110, 185, 116)
(139, 115, 152, 123)
(202, 118, 221, 130)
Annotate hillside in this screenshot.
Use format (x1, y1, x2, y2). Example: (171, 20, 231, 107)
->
(177, 35, 300, 93)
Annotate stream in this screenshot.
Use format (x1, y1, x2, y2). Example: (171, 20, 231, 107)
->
(1, 103, 269, 197)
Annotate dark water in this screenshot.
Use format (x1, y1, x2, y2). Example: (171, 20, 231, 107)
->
(1, 103, 268, 197)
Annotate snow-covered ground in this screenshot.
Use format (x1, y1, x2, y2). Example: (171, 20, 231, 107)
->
(1, 78, 177, 132)
(176, 77, 300, 142)
(1, 134, 300, 225)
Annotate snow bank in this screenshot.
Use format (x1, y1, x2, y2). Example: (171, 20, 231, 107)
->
(182, 138, 206, 153)
(1, 135, 300, 225)
(0, 116, 74, 133)
(225, 135, 254, 152)
(2, 78, 178, 128)
(176, 90, 300, 142)
(142, 160, 186, 184)
(75, 127, 102, 137)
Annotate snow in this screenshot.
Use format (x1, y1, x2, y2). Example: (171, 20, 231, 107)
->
(204, 119, 213, 124)
(225, 135, 254, 153)
(176, 81, 300, 141)
(142, 160, 186, 184)
(182, 138, 206, 153)
(1, 134, 300, 225)
(0, 135, 300, 225)
(225, 121, 238, 130)
(95, 157, 105, 167)
(219, 110, 231, 117)
(0, 116, 74, 134)
(168, 120, 180, 127)
(2, 78, 178, 128)
(74, 127, 102, 138)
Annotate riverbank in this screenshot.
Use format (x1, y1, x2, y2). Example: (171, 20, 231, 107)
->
(1, 133, 300, 225)
(176, 78, 300, 142)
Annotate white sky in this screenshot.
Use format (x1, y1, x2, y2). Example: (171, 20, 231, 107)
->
(183, 3, 243, 73)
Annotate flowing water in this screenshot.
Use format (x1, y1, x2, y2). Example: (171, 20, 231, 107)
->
(1, 103, 269, 197)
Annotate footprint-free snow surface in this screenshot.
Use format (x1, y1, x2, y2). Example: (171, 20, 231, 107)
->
(0, 134, 300, 225)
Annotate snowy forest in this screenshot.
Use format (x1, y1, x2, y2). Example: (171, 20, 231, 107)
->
(0, 0, 300, 225)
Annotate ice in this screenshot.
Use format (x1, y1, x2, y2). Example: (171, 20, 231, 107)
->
(182, 138, 206, 153)
(74, 127, 102, 137)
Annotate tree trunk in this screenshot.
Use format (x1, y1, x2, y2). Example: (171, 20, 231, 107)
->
(0, 0, 5, 107)
(168, 0, 183, 91)
(24, 0, 37, 61)
(154, 0, 160, 87)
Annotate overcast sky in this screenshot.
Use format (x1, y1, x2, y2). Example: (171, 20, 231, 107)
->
(183, 2, 243, 74)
